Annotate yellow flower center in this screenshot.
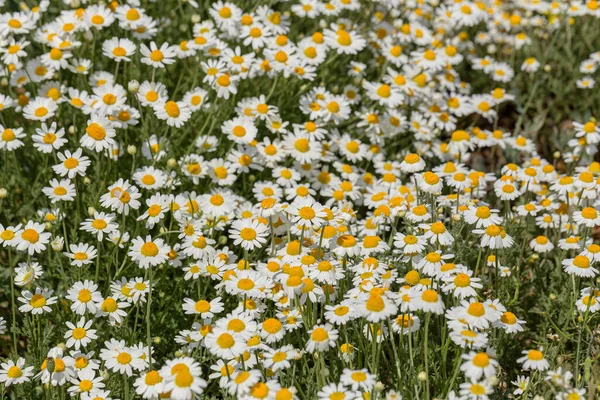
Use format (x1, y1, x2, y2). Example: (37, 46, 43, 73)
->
(141, 242, 159, 257)
(165, 101, 180, 118)
(311, 327, 329, 342)
(217, 333, 235, 348)
(86, 123, 106, 140)
(22, 229, 39, 243)
(30, 294, 46, 308)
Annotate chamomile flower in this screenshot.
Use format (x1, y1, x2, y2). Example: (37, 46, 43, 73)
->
(128, 236, 170, 268)
(229, 219, 269, 251)
(65, 318, 98, 350)
(18, 287, 57, 314)
(306, 324, 338, 353)
(517, 348, 550, 371)
(0, 358, 34, 386)
(64, 243, 98, 267)
(140, 41, 177, 68)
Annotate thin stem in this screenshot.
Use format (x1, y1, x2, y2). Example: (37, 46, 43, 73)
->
(147, 265, 153, 370)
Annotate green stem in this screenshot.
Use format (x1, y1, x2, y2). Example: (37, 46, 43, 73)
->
(147, 265, 153, 370)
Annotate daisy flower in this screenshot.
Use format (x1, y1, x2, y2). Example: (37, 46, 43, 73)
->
(461, 351, 498, 380)
(562, 255, 598, 278)
(42, 178, 76, 203)
(0, 358, 34, 386)
(415, 288, 445, 315)
(81, 114, 116, 152)
(306, 324, 338, 353)
(18, 287, 57, 314)
(140, 41, 177, 68)
(229, 219, 269, 251)
(100, 344, 144, 377)
(66, 280, 103, 315)
(517, 348, 550, 371)
(23, 97, 57, 121)
(340, 368, 376, 392)
(64, 243, 98, 267)
(0, 127, 25, 151)
(128, 236, 170, 269)
(80, 212, 118, 241)
(182, 297, 224, 319)
(102, 37, 136, 62)
(65, 317, 98, 350)
(154, 100, 191, 128)
(205, 327, 246, 360)
(53, 148, 91, 179)
(14, 221, 50, 255)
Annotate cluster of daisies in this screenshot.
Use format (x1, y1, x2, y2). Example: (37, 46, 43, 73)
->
(1, 0, 600, 399)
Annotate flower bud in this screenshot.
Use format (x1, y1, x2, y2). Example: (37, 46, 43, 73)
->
(0, 188, 7, 198)
(167, 158, 177, 168)
(418, 371, 427, 381)
(45, 358, 55, 374)
(128, 80, 140, 92)
(51, 236, 64, 251)
(83, 30, 93, 42)
(127, 145, 137, 155)
(88, 207, 96, 216)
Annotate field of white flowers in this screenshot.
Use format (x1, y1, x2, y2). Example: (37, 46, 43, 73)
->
(2, 0, 600, 399)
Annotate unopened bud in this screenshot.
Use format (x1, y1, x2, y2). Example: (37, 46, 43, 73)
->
(127, 145, 136, 155)
(128, 80, 140, 92)
(0, 188, 7, 198)
(88, 207, 96, 216)
(167, 158, 177, 168)
(45, 358, 55, 374)
(83, 30, 93, 42)
(51, 236, 64, 251)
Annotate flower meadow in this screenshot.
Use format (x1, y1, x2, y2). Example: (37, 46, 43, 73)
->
(3, 0, 600, 399)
